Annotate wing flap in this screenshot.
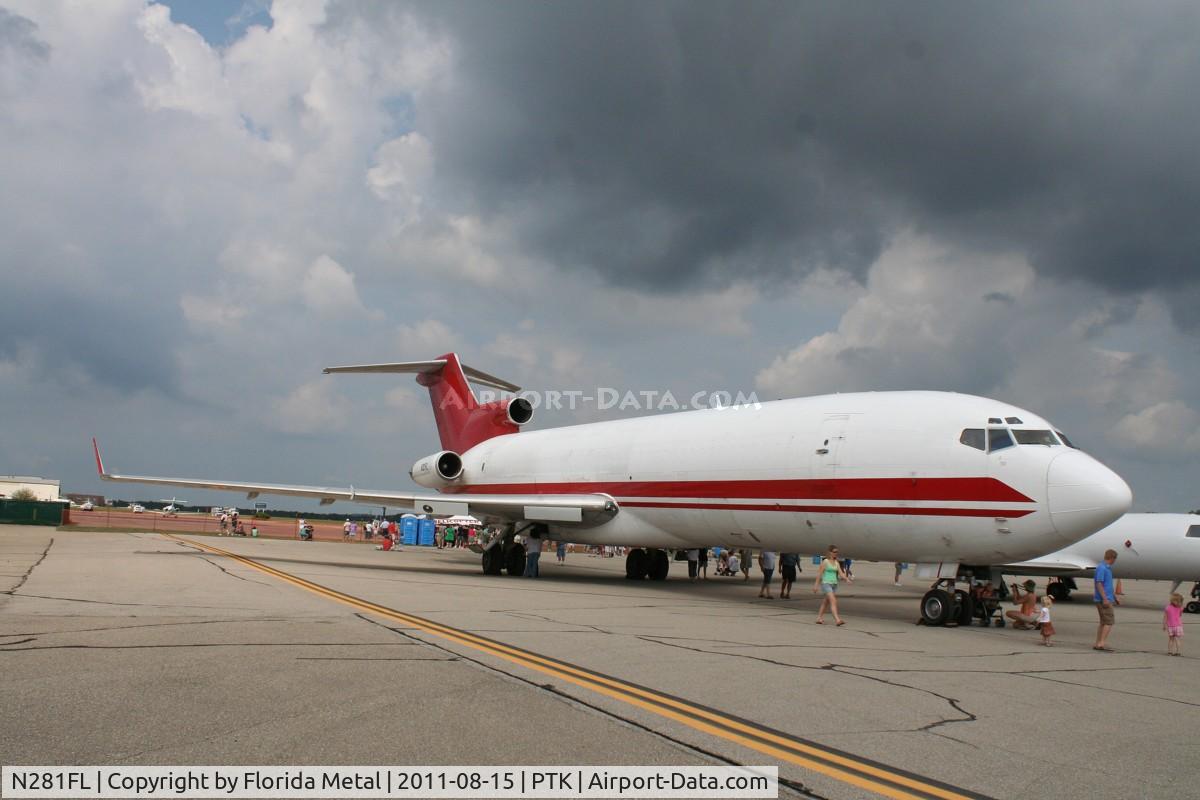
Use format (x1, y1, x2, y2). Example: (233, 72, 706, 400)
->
(1000, 558, 1097, 577)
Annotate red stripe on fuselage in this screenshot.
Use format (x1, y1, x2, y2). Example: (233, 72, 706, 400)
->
(448, 477, 1034, 503)
(620, 501, 1036, 518)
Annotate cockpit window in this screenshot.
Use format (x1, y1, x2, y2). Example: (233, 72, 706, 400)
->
(988, 428, 1014, 452)
(1186, 526, 1200, 539)
(988, 417, 1003, 424)
(1013, 429, 1059, 446)
(959, 428, 985, 450)
(1005, 417, 1023, 425)
(1055, 430, 1078, 449)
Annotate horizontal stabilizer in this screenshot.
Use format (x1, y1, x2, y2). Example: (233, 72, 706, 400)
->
(323, 360, 520, 392)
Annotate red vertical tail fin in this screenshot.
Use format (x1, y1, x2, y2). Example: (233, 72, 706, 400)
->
(417, 353, 482, 452)
(323, 354, 530, 453)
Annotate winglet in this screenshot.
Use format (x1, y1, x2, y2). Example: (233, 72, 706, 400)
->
(92, 438, 108, 478)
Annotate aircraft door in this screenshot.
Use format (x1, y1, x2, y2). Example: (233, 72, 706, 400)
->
(811, 415, 849, 481)
(806, 414, 850, 539)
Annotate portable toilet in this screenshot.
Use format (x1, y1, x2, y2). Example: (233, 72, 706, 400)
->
(417, 516, 436, 546)
(400, 514, 418, 546)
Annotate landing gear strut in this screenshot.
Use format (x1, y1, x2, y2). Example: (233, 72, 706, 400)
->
(480, 523, 539, 576)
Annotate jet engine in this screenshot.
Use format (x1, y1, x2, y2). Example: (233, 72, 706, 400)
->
(410, 450, 464, 489)
(506, 396, 534, 426)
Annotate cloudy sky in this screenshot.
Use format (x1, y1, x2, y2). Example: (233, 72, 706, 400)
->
(1, 0, 1197, 512)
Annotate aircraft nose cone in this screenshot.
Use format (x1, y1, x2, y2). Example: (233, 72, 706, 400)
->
(1046, 451, 1132, 538)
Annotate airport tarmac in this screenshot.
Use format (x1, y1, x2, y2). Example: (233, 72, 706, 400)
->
(1, 527, 1195, 800)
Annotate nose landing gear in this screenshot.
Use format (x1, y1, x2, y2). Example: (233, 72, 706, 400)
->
(919, 575, 1002, 627)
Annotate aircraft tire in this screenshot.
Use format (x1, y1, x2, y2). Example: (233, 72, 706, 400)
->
(920, 589, 953, 626)
(953, 589, 975, 626)
(1186, 601, 1200, 614)
(482, 548, 504, 576)
(625, 548, 648, 580)
(505, 543, 527, 576)
(647, 549, 669, 580)
(1047, 582, 1071, 602)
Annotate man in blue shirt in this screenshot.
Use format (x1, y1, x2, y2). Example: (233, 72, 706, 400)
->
(1093, 548, 1119, 651)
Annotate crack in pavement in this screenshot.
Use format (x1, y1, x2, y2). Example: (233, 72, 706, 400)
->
(1020, 672, 1200, 708)
(1, 537, 53, 595)
(494, 610, 619, 635)
(636, 635, 978, 733)
(649, 633, 918, 653)
(350, 613, 817, 797)
(196, 555, 273, 586)
(9, 593, 240, 610)
(294, 656, 459, 661)
(849, 664, 1149, 676)
(0, 642, 422, 652)
(0, 617, 299, 637)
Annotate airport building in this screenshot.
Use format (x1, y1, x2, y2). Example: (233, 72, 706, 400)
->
(65, 492, 107, 506)
(0, 475, 62, 501)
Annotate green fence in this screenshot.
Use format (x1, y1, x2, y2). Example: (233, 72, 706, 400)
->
(0, 500, 65, 526)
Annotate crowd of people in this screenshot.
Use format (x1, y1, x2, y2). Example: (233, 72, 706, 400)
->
(282, 521, 1185, 652)
(216, 509, 253, 537)
(992, 547, 1184, 654)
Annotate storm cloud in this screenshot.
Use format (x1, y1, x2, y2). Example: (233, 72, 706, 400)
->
(390, 2, 1200, 324)
(1, 1, 1197, 512)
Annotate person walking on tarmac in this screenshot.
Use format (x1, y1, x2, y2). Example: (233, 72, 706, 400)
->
(523, 532, 543, 578)
(779, 552, 800, 599)
(1093, 548, 1120, 652)
(813, 545, 852, 625)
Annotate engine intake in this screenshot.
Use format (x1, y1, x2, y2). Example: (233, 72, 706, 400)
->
(507, 396, 534, 425)
(410, 450, 463, 489)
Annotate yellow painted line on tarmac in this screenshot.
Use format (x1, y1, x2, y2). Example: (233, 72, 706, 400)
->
(165, 534, 989, 800)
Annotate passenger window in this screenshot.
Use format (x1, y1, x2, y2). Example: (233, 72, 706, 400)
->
(959, 429, 985, 450)
(988, 429, 1014, 452)
(1055, 430, 1078, 449)
(1186, 526, 1200, 539)
(1013, 430, 1059, 446)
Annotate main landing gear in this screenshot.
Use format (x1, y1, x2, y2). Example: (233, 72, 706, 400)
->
(625, 548, 670, 581)
(480, 523, 542, 576)
(1045, 577, 1078, 602)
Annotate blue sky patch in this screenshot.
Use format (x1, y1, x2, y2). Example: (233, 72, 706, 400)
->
(155, 0, 270, 47)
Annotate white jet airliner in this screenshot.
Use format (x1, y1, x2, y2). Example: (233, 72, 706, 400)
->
(94, 352, 1132, 623)
(1000, 513, 1200, 604)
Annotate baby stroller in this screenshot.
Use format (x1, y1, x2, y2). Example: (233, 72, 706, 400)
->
(1186, 582, 1200, 614)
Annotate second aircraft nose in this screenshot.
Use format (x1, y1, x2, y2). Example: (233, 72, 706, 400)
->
(1046, 450, 1133, 539)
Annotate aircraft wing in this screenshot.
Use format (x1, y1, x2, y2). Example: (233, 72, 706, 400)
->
(998, 556, 1098, 577)
(92, 440, 617, 527)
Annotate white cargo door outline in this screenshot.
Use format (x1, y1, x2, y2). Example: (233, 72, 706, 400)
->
(805, 415, 850, 539)
(811, 414, 850, 481)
